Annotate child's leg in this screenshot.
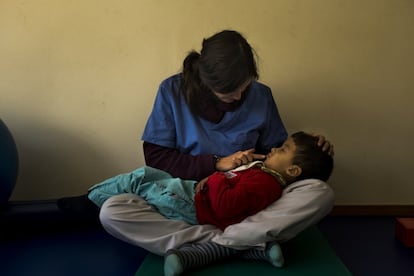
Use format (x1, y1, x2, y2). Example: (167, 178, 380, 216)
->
(88, 166, 173, 207)
(146, 178, 198, 225)
(57, 194, 100, 218)
(239, 242, 284, 268)
(59, 166, 171, 215)
(88, 165, 198, 225)
(164, 241, 238, 276)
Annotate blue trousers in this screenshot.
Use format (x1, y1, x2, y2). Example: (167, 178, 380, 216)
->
(88, 166, 198, 224)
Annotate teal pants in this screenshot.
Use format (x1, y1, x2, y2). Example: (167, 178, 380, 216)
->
(88, 166, 198, 224)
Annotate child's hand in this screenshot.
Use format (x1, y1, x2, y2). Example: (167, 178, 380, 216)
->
(195, 177, 209, 193)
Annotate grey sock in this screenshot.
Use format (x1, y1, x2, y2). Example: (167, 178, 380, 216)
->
(239, 242, 284, 267)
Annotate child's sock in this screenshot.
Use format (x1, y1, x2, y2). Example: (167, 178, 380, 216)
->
(239, 242, 284, 268)
(164, 242, 237, 276)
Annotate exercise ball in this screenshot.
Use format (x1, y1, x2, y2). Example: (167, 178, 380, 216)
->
(0, 119, 19, 205)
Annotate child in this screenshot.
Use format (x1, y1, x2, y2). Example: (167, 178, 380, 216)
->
(63, 131, 333, 274)
(162, 131, 334, 275)
(87, 131, 332, 231)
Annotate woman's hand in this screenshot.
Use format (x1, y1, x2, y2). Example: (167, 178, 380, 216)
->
(215, 148, 265, 171)
(313, 134, 334, 156)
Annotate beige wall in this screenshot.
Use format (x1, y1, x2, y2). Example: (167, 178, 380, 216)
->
(1, 0, 413, 205)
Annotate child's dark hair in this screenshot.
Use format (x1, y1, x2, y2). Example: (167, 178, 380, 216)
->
(182, 30, 258, 116)
(291, 131, 334, 182)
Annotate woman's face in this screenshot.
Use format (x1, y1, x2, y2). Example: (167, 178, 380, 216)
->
(213, 79, 252, 103)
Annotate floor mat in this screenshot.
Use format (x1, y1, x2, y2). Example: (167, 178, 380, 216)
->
(135, 226, 351, 276)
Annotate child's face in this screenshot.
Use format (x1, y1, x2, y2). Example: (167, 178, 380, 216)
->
(263, 137, 296, 173)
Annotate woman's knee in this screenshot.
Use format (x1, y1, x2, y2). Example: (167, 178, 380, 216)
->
(99, 193, 156, 225)
(100, 194, 136, 225)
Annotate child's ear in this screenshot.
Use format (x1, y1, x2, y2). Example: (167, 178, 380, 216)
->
(286, 165, 302, 178)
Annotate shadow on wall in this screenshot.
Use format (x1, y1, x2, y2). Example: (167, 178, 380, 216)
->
(7, 116, 117, 201)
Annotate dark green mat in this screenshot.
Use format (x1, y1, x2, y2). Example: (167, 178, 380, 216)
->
(135, 226, 351, 275)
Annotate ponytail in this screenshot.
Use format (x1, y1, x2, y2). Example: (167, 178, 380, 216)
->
(182, 51, 212, 115)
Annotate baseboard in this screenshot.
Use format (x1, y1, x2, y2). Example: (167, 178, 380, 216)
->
(330, 205, 414, 216)
(1, 199, 59, 217)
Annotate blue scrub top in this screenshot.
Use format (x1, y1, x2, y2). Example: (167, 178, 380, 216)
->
(142, 74, 287, 156)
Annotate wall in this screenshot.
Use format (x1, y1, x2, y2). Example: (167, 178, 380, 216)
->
(1, 0, 413, 204)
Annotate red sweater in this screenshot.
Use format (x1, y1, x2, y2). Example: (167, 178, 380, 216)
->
(194, 167, 282, 230)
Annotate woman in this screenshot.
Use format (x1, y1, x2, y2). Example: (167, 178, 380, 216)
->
(142, 30, 288, 180)
(98, 30, 334, 256)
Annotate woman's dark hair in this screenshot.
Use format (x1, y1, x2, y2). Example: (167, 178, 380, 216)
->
(182, 30, 258, 116)
(291, 131, 334, 182)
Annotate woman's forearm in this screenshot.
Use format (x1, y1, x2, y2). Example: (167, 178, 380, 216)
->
(143, 142, 215, 181)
